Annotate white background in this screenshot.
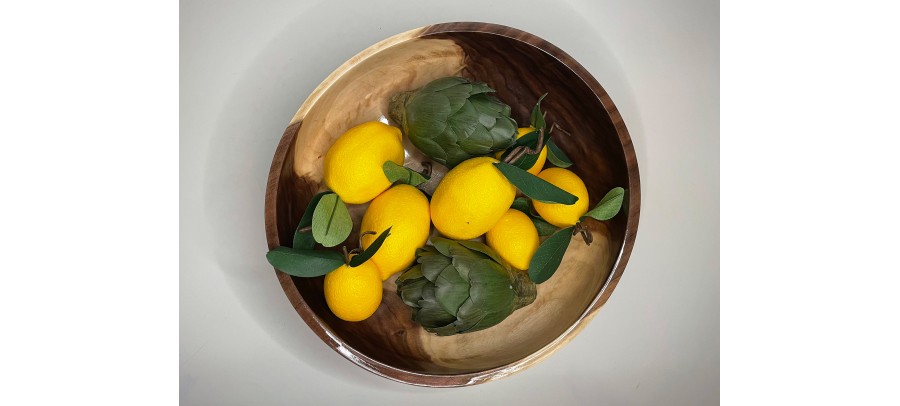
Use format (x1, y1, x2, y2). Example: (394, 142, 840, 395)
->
(180, 0, 718, 404)
(4, 1, 900, 405)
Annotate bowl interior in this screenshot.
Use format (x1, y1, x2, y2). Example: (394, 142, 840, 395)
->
(268, 24, 636, 383)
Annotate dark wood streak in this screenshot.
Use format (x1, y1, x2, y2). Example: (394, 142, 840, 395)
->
(264, 22, 641, 387)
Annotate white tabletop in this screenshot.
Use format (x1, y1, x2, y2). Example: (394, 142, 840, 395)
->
(180, 0, 719, 404)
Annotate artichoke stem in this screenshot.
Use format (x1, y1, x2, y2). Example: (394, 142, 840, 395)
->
(388, 91, 413, 130)
(512, 271, 537, 310)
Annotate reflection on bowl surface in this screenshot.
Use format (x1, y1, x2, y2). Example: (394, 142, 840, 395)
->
(264, 22, 640, 387)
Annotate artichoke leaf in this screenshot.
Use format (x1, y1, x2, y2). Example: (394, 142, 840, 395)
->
(430, 237, 454, 257)
(422, 76, 469, 92)
(459, 311, 507, 334)
(415, 287, 456, 327)
(396, 263, 423, 284)
(399, 276, 428, 308)
(408, 92, 451, 135)
(467, 81, 495, 95)
(456, 240, 504, 264)
(451, 299, 494, 334)
(434, 265, 469, 316)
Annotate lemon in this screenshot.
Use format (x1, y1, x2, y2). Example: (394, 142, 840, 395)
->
(532, 168, 590, 228)
(323, 121, 405, 204)
(360, 184, 431, 280)
(494, 127, 548, 175)
(485, 209, 539, 270)
(430, 157, 516, 240)
(324, 259, 383, 322)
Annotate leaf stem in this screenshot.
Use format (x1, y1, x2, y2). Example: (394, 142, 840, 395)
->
(358, 230, 376, 250)
(572, 221, 593, 246)
(342, 246, 350, 264)
(502, 127, 546, 165)
(550, 122, 572, 137)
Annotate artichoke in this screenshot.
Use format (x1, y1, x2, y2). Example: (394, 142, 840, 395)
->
(395, 237, 536, 336)
(388, 76, 518, 168)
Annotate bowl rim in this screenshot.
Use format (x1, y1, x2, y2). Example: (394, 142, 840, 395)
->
(264, 21, 641, 387)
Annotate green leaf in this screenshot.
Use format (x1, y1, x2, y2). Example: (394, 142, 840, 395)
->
(499, 130, 541, 170)
(510, 130, 539, 149)
(494, 162, 578, 205)
(530, 93, 548, 131)
(532, 217, 558, 236)
(457, 240, 504, 264)
(382, 161, 429, 186)
(349, 227, 392, 267)
(311, 194, 352, 247)
(528, 226, 574, 284)
(546, 138, 573, 168)
(582, 187, 625, 221)
(511, 197, 531, 214)
(266, 247, 345, 277)
(293, 191, 331, 250)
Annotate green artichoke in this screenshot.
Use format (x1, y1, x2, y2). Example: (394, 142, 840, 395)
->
(395, 237, 537, 336)
(388, 76, 518, 168)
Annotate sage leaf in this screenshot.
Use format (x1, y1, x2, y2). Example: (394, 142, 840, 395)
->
(293, 191, 331, 250)
(530, 93, 548, 131)
(349, 227, 392, 267)
(546, 138, 573, 168)
(532, 217, 558, 236)
(582, 187, 625, 221)
(311, 193, 352, 247)
(266, 247, 345, 277)
(494, 162, 578, 205)
(528, 226, 574, 284)
(383, 161, 429, 186)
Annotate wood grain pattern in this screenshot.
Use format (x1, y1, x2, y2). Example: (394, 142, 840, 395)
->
(264, 22, 641, 387)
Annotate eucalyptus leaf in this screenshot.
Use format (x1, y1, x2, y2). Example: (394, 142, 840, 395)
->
(349, 227, 392, 267)
(546, 138, 573, 168)
(582, 187, 625, 221)
(266, 247, 345, 277)
(383, 161, 429, 187)
(293, 191, 331, 250)
(528, 226, 575, 284)
(311, 194, 352, 247)
(530, 93, 548, 131)
(494, 162, 578, 205)
(532, 217, 558, 236)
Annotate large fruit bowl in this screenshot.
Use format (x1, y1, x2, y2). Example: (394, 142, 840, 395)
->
(264, 22, 640, 387)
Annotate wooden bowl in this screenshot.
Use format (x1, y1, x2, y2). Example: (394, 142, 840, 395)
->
(264, 22, 640, 387)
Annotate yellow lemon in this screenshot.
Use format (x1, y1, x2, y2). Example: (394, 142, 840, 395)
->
(323, 259, 383, 322)
(430, 157, 516, 240)
(360, 184, 431, 280)
(485, 209, 540, 270)
(494, 127, 548, 175)
(323, 121, 405, 204)
(532, 168, 590, 228)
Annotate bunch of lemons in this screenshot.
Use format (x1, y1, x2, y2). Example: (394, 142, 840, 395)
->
(318, 121, 591, 322)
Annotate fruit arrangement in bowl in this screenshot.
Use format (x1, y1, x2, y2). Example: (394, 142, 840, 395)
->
(263, 22, 640, 387)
